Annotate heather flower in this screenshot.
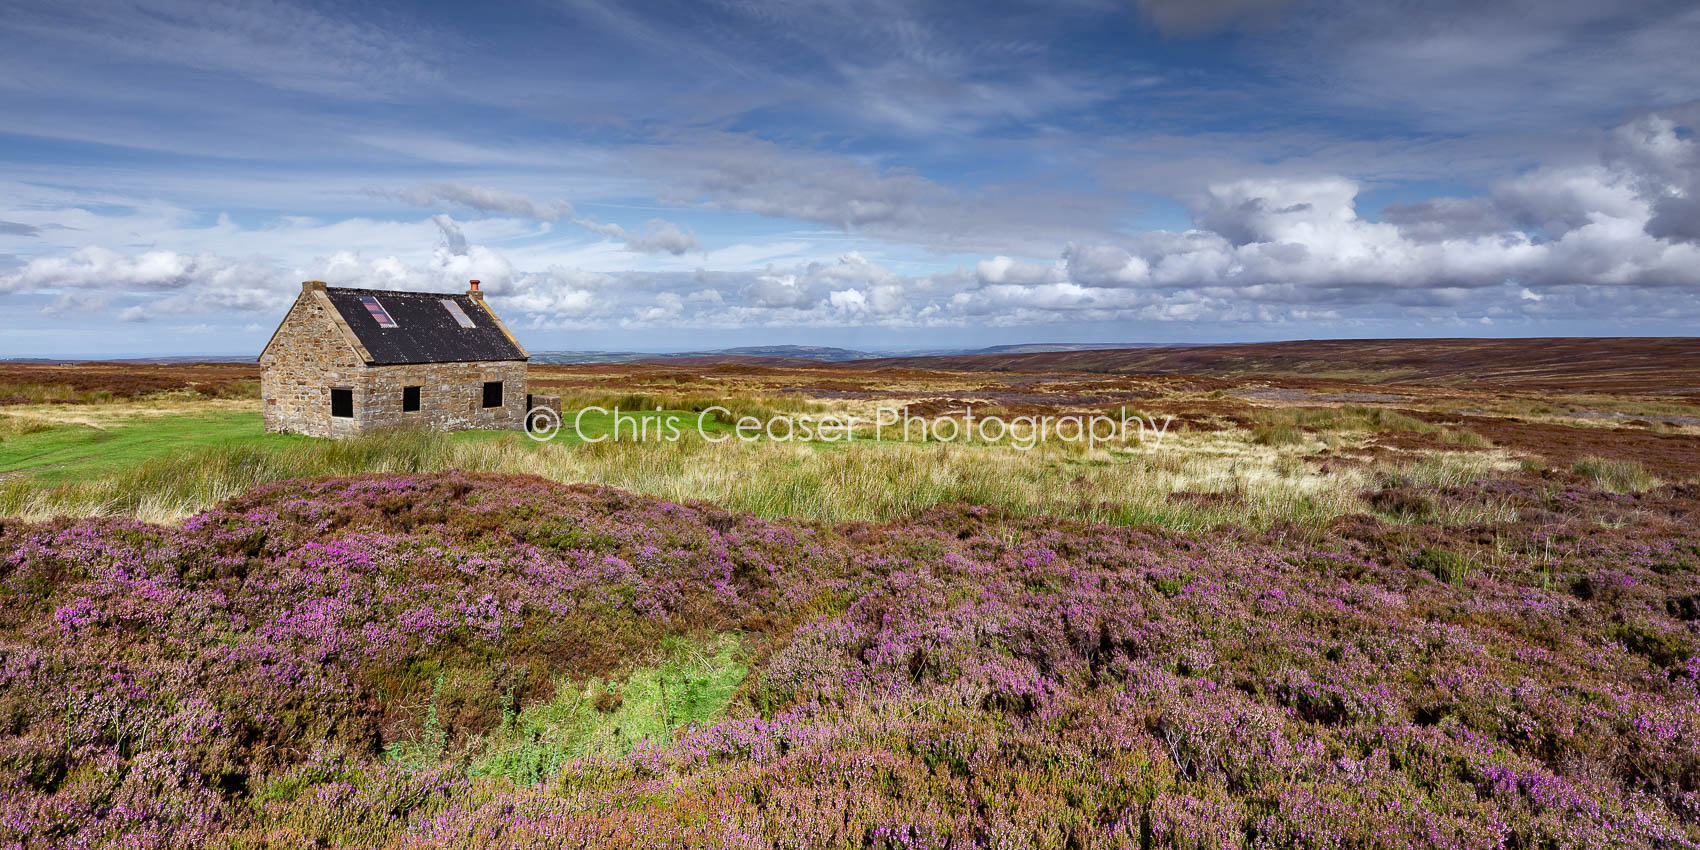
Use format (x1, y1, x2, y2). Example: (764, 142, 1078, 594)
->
(0, 471, 1695, 848)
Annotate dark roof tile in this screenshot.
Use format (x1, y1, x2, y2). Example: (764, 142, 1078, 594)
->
(325, 287, 526, 365)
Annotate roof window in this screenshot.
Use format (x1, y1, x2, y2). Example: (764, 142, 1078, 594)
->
(441, 299, 476, 328)
(359, 295, 397, 328)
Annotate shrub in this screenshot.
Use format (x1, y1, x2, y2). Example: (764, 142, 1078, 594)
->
(2, 472, 1696, 848)
(1251, 422, 1305, 446)
(1408, 545, 1476, 584)
(1438, 427, 1492, 447)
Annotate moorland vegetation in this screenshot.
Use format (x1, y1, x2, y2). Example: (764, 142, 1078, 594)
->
(0, 348, 1697, 847)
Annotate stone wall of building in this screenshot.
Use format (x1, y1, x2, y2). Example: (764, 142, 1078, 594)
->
(261, 289, 529, 437)
(357, 360, 528, 432)
(260, 292, 367, 438)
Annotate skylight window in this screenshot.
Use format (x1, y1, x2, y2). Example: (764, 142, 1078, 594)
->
(359, 295, 397, 328)
(441, 299, 476, 328)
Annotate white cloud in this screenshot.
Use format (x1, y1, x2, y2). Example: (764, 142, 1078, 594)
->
(432, 214, 470, 255)
(976, 255, 1061, 286)
(40, 291, 109, 316)
(376, 184, 702, 256)
(1609, 107, 1700, 244)
(646, 137, 1121, 255)
(0, 246, 277, 297)
(393, 183, 570, 221)
(569, 215, 701, 255)
(4, 104, 1698, 339)
(827, 288, 868, 314)
(622, 219, 700, 255)
(1061, 244, 1152, 288)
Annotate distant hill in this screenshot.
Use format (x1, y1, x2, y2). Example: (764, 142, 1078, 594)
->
(530, 345, 874, 364)
(694, 346, 872, 361)
(0, 355, 256, 365)
(528, 351, 653, 364)
(844, 337, 1700, 395)
(530, 343, 1185, 365)
(956, 342, 1186, 355)
(9, 344, 1186, 367)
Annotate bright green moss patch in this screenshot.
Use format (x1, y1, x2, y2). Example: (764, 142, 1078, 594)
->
(468, 634, 748, 785)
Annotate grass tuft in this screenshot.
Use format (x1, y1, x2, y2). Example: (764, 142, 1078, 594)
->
(1571, 456, 1661, 493)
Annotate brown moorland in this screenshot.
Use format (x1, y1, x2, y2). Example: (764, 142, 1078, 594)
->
(11, 338, 1699, 483)
(844, 336, 1700, 396)
(5, 339, 1700, 848)
(0, 361, 260, 404)
(524, 339, 1700, 484)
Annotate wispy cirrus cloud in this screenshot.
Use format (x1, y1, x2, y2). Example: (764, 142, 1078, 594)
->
(383, 182, 701, 255)
(1, 0, 441, 99)
(646, 138, 1120, 255)
(382, 183, 571, 222)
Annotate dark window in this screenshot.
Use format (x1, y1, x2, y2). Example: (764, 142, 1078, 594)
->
(403, 386, 421, 412)
(482, 381, 503, 409)
(330, 388, 354, 418)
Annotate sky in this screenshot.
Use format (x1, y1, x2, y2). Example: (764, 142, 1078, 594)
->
(1, 0, 1698, 357)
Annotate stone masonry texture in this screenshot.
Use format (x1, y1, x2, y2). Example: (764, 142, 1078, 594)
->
(261, 289, 528, 438)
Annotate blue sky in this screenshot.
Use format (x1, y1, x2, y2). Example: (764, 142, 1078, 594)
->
(2, 0, 1698, 356)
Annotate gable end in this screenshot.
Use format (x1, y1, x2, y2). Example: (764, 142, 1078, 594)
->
(259, 285, 368, 367)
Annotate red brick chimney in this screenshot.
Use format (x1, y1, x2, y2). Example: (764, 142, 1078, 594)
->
(468, 279, 482, 300)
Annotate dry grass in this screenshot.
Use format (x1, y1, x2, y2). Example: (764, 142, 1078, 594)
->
(1, 397, 259, 428)
(0, 415, 1521, 531)
(1246, 404, 1492, 448)
(1571, 456, 1663, 493)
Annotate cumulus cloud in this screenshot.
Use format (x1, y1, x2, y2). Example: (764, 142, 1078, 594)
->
(622, 219, 699, 255)
(1380, 197, 1516, 243)
(1107, 118, 1699, 297)
(297, 229, 521, 300)
(3, 204, 1696, 335)
(501, 267, 612, 317)
(0, 244, 291, 322)
(1607, 108, 1700, 243)
(976, 255, 1061, 286)
(4, 106, 1698, 337)
(937, 106, 1700, 324)
(0, 246, 255, 294)
(1060, 244, 1152, 288)
(1192, 178, 1361, 247)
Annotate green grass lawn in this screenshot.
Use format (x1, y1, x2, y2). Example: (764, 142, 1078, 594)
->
(0, 406, 733, 486)
(0, 410, 295, 485)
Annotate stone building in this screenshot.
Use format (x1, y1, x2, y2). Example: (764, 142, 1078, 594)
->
(260, 280, 532, 437)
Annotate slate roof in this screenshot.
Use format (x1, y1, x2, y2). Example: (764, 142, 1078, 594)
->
(324, 287, 528, 365)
